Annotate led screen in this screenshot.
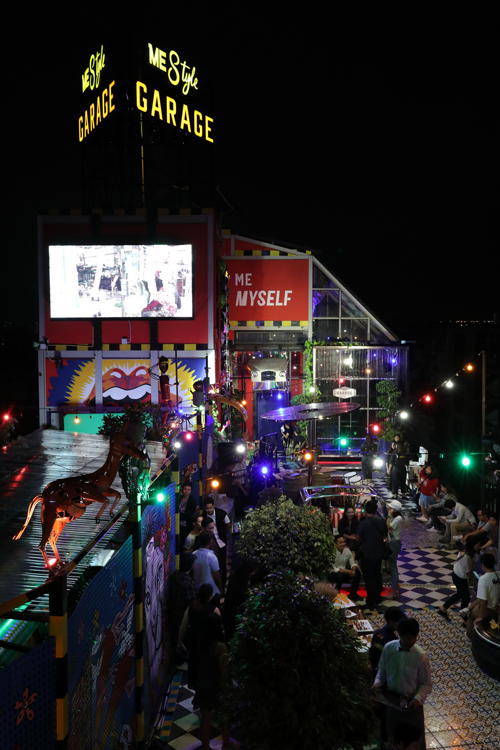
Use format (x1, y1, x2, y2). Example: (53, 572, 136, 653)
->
(49, 244, 193, 319)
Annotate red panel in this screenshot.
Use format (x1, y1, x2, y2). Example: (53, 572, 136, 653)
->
(42, 219, 214, 346)
(225, 258, 309, 322)
(102, 320, 150, 344)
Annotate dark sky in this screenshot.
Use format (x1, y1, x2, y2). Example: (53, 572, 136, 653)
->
(3, 6, 497, 337)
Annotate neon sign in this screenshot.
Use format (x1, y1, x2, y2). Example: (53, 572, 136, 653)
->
(136, 81, 213, 143)
(82, 46, 106, 92)
(79, 82, 115, 141)
(148, 43, 198, 95)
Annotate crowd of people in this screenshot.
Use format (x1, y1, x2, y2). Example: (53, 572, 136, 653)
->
(164, 447, 499, 749)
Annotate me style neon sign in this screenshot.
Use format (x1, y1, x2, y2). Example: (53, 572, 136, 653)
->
(135, 43, 214, 143)
(79, 45, 115, 142)
(78, 42, 214, 144)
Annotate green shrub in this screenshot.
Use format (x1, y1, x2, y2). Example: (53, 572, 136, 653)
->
(220, 572, 376, 750)
(236, 498, 336, 579)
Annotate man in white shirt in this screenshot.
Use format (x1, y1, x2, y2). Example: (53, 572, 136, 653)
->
(373, 617, 432, 750)
(328, 535, 362, 601)
(192, 531, 223, 605)
(441, 500, 476, 546)
(466, 553, 500, 637)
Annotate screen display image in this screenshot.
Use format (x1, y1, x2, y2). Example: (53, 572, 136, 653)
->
(49, 244, 193, 319)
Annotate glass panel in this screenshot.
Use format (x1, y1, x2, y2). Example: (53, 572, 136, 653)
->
(313, 319, 339, 340)
(338, 318, 369, 342)
(312, 289, 340, 318)
(368, 320, 391, 344)
(313, 264, 338, 289)
(340, 293, 365, 318)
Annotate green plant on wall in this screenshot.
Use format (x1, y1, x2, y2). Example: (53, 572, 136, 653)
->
(220, 572, 376, 750)
(375, 380, 402, 442)
(236, 497, 336, 579)
(291, 339, 325, 440)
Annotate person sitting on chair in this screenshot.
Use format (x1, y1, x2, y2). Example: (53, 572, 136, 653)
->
(328, 535, 362, 602)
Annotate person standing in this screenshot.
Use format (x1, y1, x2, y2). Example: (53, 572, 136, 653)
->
(192, 531, 223, 607)
(373, 617, 432, 750)
(437, 537, 476, 619)
(361, 433, 377, 481)
(387, 500, 403, 599)
(369, 607, 406, 677)
(357, 499, 387, 610)
(164, 552, 197, 664)
(415, 465, 440, 522)
(391, 449, 409, 500)
(203, 498, 231, 588)
(177, 481, 198, 549)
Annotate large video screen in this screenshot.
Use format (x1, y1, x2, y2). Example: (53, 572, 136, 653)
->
(49, 244, 193, 319)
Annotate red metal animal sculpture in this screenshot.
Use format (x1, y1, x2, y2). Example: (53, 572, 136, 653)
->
(12, 421, 147, 570)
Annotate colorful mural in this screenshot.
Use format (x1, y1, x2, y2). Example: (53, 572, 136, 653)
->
(67, 537, 136, 750)
(0, 636, 56, 750)
(46, 357, 206, 411)
(141, 490, 176, 731)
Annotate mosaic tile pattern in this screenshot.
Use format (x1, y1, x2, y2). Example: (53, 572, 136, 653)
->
(158, 474, 500, 750)
(368, 609, 500, 749)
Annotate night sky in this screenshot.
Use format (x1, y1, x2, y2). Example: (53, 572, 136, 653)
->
(3, 7, 497, 338)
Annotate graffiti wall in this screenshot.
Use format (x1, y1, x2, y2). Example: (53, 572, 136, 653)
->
(67, 537, 136, 750)
(141, 487, 176, 731)
(0, 636, 56, 750)
(46, 357, 206, 411)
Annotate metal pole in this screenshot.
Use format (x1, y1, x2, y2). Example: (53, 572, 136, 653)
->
(481, 350, 486, 507)
(49, 572, 68, 750)
(130, 495, 145, 750)
(197, 410, 203, 504)
(175, 346, 179, 410)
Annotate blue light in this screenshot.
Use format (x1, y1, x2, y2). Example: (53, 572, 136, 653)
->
(261, 466, 268, 475)
(277, 393, 283, 400)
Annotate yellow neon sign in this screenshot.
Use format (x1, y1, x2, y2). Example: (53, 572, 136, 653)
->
(136, 81, 213, 142)
(148, 43, 199, 95)
(78, 81, 115, 141)
(82, 46, 106, 93)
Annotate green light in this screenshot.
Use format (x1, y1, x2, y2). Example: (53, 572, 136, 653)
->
(461, 456, 471, 467)
(157, 492, 166, 503)
(340, 438, 348, 446)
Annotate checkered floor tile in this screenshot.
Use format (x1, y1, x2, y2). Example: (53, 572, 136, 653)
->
(160, 675, 241, 749)
(370, 471, 420, 513)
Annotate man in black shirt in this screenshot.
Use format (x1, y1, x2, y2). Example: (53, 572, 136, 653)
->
(358, 499, 387, 610)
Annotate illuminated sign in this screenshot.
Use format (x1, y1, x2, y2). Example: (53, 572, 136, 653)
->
(333, 388, 357, 398)
(225, 259, 309, 322)
(148, 43, 198, 95)
(79, 81, 115, 142)
(82, 46, 106, 92)
(136, 81, 213, 142)
(77, 41, 214, 144)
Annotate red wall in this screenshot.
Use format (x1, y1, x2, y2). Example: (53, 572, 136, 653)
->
(42, 219, 213, 345)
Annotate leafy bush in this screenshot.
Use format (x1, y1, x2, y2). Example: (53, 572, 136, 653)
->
(220, 572, 376, 750)
(98, 404, 159, 440)
(236, 498, 336, 579)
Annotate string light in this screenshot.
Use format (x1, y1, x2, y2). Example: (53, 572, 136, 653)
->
(408, 356, 479, 408)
